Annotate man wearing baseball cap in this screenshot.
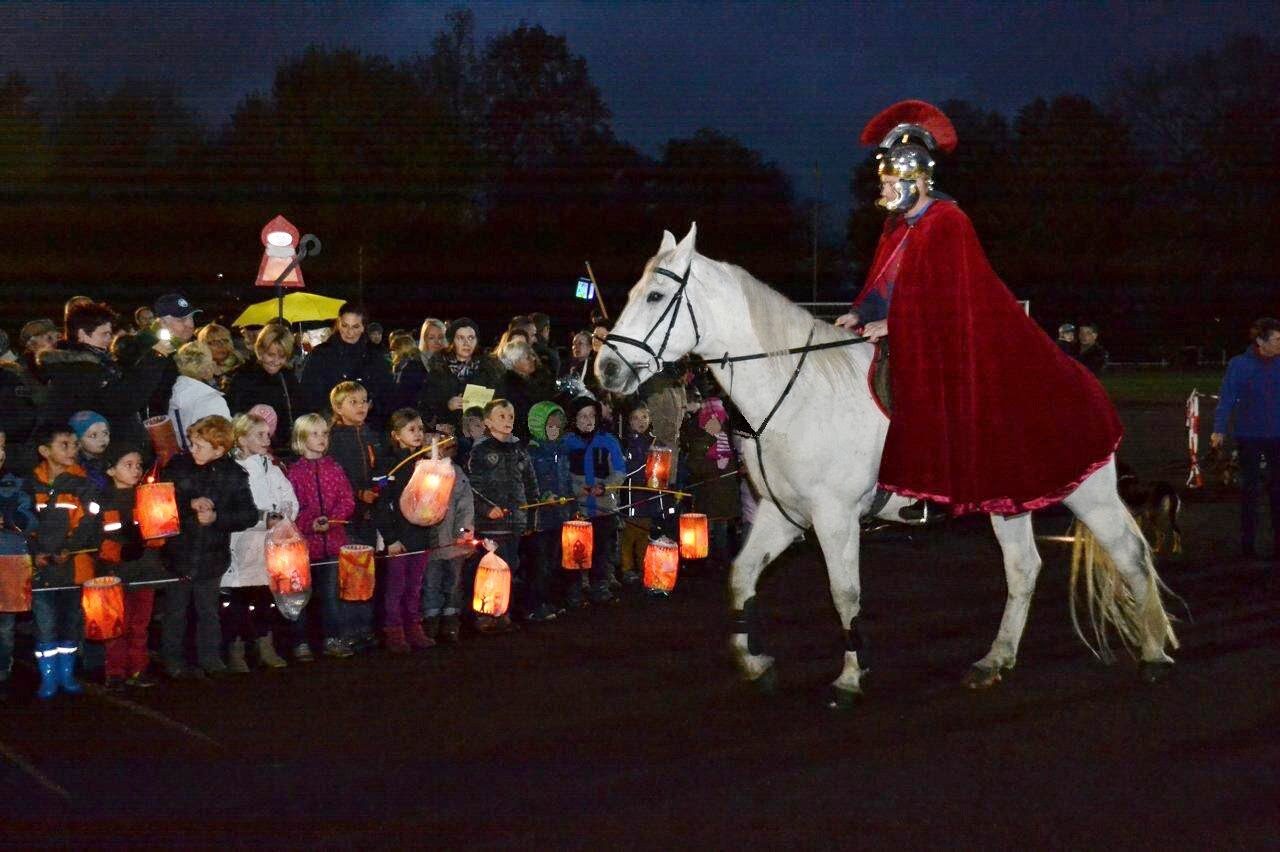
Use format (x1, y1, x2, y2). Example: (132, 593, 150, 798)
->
(140, 293, 201, 417)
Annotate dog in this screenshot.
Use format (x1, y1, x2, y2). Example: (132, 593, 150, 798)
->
(1117, 462, 1182, 558)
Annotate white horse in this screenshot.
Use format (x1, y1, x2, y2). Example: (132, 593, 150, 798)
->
(596, 224, 1177, 707)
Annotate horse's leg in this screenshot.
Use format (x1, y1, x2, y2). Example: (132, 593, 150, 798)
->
(1063, 462, 1177, 679)
(964, 512, 1042, 689)
(810, 502, 867, 708)
(729, 499, 800, 691)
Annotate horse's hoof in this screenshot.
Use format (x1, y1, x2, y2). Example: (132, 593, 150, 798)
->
(962, 664, 1004, 690)
(827, 686, 864, 710)
(1139, 660, 1174, 685)
(751, 666, 779, 695)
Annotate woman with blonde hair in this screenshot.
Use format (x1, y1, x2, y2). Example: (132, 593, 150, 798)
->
(226, 323, 300, 454)
(169, 341, 230, 450)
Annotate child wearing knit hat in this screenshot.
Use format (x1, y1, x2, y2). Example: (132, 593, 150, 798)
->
(70, 410, 110, 492)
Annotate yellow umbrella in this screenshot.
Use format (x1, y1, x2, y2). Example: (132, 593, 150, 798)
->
(231, 292, 347, 327)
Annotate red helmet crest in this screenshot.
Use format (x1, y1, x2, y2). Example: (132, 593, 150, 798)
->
(859, 100, 957, 154)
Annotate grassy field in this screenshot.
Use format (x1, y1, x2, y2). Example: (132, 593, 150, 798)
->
(1100, 367, 1225, 404)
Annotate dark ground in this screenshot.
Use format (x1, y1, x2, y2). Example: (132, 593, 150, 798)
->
(2, 403, 1278, 848)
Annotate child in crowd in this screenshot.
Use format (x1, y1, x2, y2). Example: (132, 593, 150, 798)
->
(373, 408, 436, 652)
(70, 410, 111, 492)
(525, 401, 573, 619)
(421, 431, 474, 644)
(0, 429, 38, 702)
(27, 422, 102, 698)
(223, 412, 300, 671)
(160, 415, 258, 679)
(682, 397, 741, 572)
(620, 404, 664, 587)
(564, 396, 625, 606)
(97, 442, 169, 689)
(455, 406, 486, 469)
(326, 380, 381, 651)
(467, 399, 539, 630)
(288, 413, 357, 659)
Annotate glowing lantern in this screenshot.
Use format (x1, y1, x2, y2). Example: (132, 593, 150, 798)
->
(472, 550, 511, 617)
(0, 554, 33, 613)
(561, 520, 594, 570)
(136, 481, 180, 540)
(338, 544, 375, 602)
(266, 536, 311, 595)
(82, 576, 125, 641)
(144, 415, 181, 467)
(645, 446, 673, 489)
(400, 457, 456, 527)
(256, 215, 305, 289)
(643, 538, 680, 593)
(678, 513, 709, 559)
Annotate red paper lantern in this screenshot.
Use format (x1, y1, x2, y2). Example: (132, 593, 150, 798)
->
(256, 215, 305, 289)
(0, 554, 33, 613)
(266, 536, 311, 595)
(400, 458, 456, 527)
(338, 544, 375, 602)
(643, 538, 680, 593)
(144, 415, 181, 468)
(645, 446, 673, 489)
(561, 520, 594, 570)
(472, 551, 511, 617)
(136, 481, 180, 540)
(678, 513, 709, 559)
(82, 576, 125, 641)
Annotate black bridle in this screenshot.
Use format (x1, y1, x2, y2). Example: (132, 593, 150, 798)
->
(602, 260, 868, 531)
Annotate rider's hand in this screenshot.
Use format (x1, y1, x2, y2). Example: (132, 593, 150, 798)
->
(863, 320, 889, 341)
(834, 312, 861, 330)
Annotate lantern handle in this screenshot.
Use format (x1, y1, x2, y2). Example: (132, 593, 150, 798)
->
(382, 437, 456, 480)
(481, 537, 497, 553)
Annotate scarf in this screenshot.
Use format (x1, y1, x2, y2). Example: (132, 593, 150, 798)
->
(706, 433, 733, 469)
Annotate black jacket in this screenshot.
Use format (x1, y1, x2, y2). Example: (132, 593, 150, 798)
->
(298, 335, 392, 426)
(466, 436, 539, 535)
(416, 352, 505, 432)
(159, 453, 258, 580)
(95, 485, 171, 585)
(35, 343, 167, 452)
(372, 446, 433, 551)
(224, 362, 301, 452)
(496, 366, 558, 443)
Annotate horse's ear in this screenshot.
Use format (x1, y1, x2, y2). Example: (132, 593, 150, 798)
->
(678, 222, 698, 253)
(659, 230, 677, 253)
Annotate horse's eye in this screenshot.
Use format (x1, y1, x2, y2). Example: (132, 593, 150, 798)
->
(647, 291, 664, 303)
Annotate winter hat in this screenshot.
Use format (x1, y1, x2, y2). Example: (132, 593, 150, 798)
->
(446, 317, 479, 343)
(102, 441, 144, 472)
(527, 400, 566, 444)
(248, 403, 278, 437)
(69, 410, 108, 439)
(697, 398, 729, 429)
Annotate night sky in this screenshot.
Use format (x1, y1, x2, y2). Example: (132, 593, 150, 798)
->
(4, 0, 1278, 229)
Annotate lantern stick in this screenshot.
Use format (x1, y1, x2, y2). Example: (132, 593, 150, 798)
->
(585, 261, 608, 320)
(382, 437, 456, 480)
(604, 485, 690, 498)
(518, 496, 578, 511)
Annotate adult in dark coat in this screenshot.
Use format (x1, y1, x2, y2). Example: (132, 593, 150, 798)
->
(297, 303, 392, 427)
(416, 318, 505, 432)
(496, 340, 558, 443)
(224, 324, 301, 453)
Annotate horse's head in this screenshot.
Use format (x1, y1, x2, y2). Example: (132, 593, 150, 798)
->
(596, 223, 703, 395)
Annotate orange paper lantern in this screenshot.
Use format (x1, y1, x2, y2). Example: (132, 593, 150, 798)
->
(678, 513, 709, 559)
(82, 576, 125, 641)
(338, 544, 375, 602)
(266, 536, 311, 595)
(144, 415, 181, 468)
(472, 550, 511, 617)
(136, 481, 180, 540)
(0, 554, 33, 613)
(643, 538, 680, 593)
(645, 446, 673, 489)
(400, 457, 456, 527)
(561, 520, 594, 570)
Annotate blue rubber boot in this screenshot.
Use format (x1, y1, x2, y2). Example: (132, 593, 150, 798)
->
(55, 645, 83, 695)
(35, 643, 60, 699)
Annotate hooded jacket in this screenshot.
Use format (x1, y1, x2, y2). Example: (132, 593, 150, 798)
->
(27, 460, 101, 587)
(288, 455, 355, 561)
(36, 344, 166, 452)
(563, 397, 625, 518)
(168, 376, 231, 450)
(467, 434, 539, 535)
(160, 452, 259, 580)
(527, 401, 574, 531)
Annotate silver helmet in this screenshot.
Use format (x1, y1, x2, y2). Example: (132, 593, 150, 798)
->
(860, 101, 956, 215)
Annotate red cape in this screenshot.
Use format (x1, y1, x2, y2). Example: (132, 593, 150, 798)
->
(854, 200, 1121, 515)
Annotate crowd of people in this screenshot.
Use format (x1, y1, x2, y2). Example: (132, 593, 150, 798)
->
(0, 293, 747, 700)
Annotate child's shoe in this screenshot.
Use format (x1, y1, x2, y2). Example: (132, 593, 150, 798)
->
(405, 622, 435, 650)
(226, 640, 251, 674)
(323, 637, 354, 658)
(104, 675, 126, 692)
(255, 635, 288, 669)
(527, 603, 559, 622)
(293, 643, 315, 663)
(439, 615, 461, 644)
(35, 644, 59, 699)
(125, 671, 158, 688)
(383, 626, 410, 654)
(55, 646, 83, 695)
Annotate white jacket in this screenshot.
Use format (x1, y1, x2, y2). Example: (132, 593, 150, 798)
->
(169, 375, 231, 449)
(224, 453, 299, 588)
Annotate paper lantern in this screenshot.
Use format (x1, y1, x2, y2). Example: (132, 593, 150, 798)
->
(82, 576, 125, 641)
(338, 544, 375, 602)
(472, 551, 511, 617)
(136, 481, 180, 539)
(400, 457, 456, 527)
(0, 554, 33, 613)
(643, 538, 680, 593)
(645, 446, 673, 489)
(561, 520, 594, 570)
(266, 536, 311, 595)
(678, 513, 709, 559)
(256, 214, 305, 289)
(144, 415, 181, 467)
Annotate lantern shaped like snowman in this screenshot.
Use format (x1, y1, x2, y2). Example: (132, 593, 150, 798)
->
(256, 215, 306, 289)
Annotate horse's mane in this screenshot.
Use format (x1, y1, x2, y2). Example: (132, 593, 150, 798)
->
(710, 257, 868, 388)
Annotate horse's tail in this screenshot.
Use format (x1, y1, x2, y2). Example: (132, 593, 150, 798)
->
(1068, 514, 1179, 663)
